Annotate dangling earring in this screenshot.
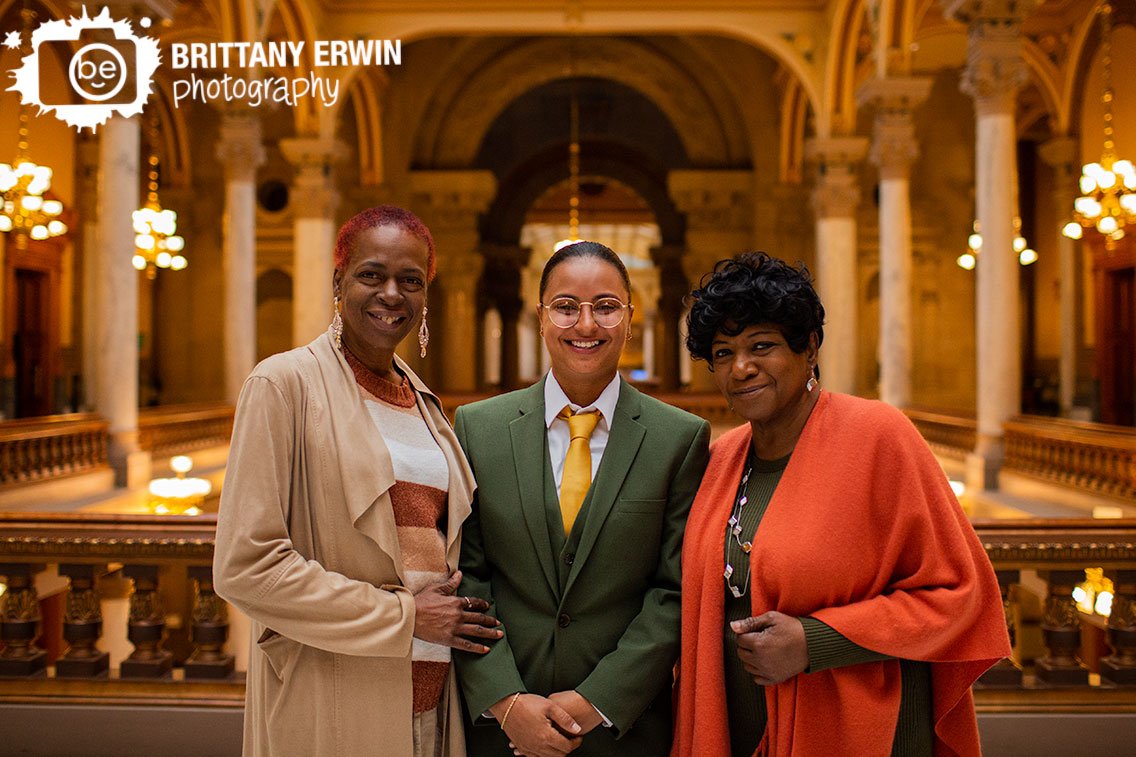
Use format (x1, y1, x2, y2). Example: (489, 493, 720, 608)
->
(418, 305, 429, 358)
(332, 295, 343, 350)
(806, 366, 818, 393)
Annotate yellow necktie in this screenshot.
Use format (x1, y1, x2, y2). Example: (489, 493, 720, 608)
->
(558, 405, 600, 535)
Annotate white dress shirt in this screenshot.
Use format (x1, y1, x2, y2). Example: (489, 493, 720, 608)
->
(544, 370, 621, 488)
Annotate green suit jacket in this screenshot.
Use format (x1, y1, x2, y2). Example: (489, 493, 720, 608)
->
(454, 377, 710, 756)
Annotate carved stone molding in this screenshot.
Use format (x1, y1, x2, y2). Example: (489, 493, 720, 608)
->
(944, 0, 1040, 114)
(281, 137, 346, 219)
(216, 106, 266, 183)
(857, 78, 932, 179)
(409, 170, 498, 232)
(667, 170, 754, 229)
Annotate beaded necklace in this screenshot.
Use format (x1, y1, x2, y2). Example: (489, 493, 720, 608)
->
(723, 451, 755, 599)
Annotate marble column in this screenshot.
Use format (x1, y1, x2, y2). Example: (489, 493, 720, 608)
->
(409, 170, 496, 392)
(280, 137, 344, 347)
(806, 138, 869, 396)
(858, 78, 932, 408)
(518, 264, 541, 383)
(94, 116, 149, 487)
(1039, 136, 1080, 417)
(668, 170, 754, 392)
(947, 0, 1038, 489)
(216, 107, 265, 404)
(78, 132, 100, 412)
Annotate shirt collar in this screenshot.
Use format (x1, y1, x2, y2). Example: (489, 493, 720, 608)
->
(544, 371, 621, 429)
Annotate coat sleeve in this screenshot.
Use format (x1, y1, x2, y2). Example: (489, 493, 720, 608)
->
(213, 373, 416, 658)
(452, 405, 530, 721)
(575, 418, 711, 736)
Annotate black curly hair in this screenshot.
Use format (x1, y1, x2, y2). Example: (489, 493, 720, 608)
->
(685, 252, 825, 364)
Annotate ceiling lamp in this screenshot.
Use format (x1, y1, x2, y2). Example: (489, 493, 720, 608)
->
(1062, 1, 1136, 247)
(554, 51, 581, 252)
(957, 218, 1037, 270)
(0, 8, 67, 241)
(132, 115, 186, 278)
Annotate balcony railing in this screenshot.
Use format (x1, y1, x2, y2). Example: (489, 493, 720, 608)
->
(0, 513, 1133, 714)
(137, 403, 234, 458)
(1003, 416, 1136, 502)
(0, 415, 109, 488)
(903, 407, 977, 462)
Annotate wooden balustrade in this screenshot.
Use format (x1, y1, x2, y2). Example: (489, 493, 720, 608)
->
(1003, 415, 1136, 502)
(1, 516, 1135, 713)
(903, 407, 977, 462)
(0, 414, 108, 488)
(138, 403, 235, 457)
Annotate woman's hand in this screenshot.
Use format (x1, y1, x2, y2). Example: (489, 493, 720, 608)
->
(413, 571, 501, 653)
(489, 693, 581, 757)
(731, 611, 809, 685)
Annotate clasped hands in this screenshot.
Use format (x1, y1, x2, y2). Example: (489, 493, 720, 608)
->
(412, 570, 503, 654)
(731, 610, 809, 686)
(491, 690, 603, 757)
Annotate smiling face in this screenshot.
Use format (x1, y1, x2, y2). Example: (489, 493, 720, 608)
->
(539, 256, 632, 404)
(333, 224, 429, 375)
(710, 323, 817, 428)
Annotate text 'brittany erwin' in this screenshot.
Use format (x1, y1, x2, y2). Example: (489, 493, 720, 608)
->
(167, 39, 402, 70)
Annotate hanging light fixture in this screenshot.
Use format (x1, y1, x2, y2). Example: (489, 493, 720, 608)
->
(0, 6, 67, 241)
(554, 46, 581, 252)
(132, 112, 186, 278)
(1063, 1, 1136, 247)
(957, 217, 1037, 270)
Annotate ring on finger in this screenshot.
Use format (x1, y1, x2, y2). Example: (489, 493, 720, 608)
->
(463, 596, 473, 610)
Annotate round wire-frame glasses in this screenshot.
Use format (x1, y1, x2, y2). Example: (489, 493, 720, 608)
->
(542, 297, 629, 328)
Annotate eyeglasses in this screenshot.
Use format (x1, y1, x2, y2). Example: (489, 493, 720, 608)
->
(542, 297, 629, 328)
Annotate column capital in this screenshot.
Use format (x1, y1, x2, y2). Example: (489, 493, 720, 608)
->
(857, 77, 932, 178)
(667, 170, 753, 228)
(216, 105, 265, 182)
(281, 137, 345, 219)
(409, 170, 497, 230)
(806, 137, 868, 218)
(945, 0, 1039, 113)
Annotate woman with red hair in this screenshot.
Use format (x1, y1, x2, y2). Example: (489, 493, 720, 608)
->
(215, 205, 500, 756)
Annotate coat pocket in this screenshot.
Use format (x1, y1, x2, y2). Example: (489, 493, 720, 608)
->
(617, 497, 665, 514)
(257, 628, 302, 682)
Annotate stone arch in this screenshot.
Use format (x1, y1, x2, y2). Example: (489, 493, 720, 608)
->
(413, 36, 752, 168)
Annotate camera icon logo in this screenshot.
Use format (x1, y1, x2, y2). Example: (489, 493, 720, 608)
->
(7, 7, 160, 131)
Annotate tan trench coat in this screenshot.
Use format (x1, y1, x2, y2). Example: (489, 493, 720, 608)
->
(214, 331, 474, 756)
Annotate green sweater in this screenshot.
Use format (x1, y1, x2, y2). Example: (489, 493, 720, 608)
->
(722, 453, 933, 757)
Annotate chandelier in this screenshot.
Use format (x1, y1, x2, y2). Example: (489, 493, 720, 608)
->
(554, 53, 581, 252)
(132, 116, 186, 278)
(0, 8, 67, 241)
(1062, 1, 1136, 247)
(957, 218, 1037, 270)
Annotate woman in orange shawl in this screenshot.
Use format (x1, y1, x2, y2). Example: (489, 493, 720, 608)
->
(672, 253, 1010, 757)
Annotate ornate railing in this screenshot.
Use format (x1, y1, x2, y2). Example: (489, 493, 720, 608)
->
(1003, 416, 1136, 502)
(904, 407, 977, 462)
(1, 514, 1133, 713)
(0, 414, 109, 488)
(137, 403, 235, 457)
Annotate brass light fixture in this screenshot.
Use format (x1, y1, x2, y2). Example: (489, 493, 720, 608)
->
(555, 49, 581, 252)
(957, 217, 1037, 270)
(1063, 1, 1136, 247)
(132, 113, 186, 278)
(0, 7, 67, 241)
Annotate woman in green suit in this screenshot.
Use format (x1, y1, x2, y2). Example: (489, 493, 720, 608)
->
(454, 242, 710, 757)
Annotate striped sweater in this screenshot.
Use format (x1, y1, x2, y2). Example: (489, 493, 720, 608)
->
(346, 349, 450, 714)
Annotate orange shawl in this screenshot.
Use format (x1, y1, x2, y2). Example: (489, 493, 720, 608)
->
(672, 392, 1009, 757)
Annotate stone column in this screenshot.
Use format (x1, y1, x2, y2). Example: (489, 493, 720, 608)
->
(409, 170, 497, 392)
(94, 116, 149, 487)
(806, 137, 869, 396)
(668, 170, 754, 392)
(946, 0, 1038, 489)
(216, 107, 265, 403)
(1039, 136, 1080, 417)
(518, 263, 541, 383)
(280, 137, 344, 347)
(858, 78, 931, 408)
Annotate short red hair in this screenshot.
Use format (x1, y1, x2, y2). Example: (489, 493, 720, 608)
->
(334, 205, 437, 282)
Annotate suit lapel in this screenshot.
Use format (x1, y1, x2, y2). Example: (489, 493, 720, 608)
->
(564, 381, 645, 597)
(510, 379, 560, 596)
